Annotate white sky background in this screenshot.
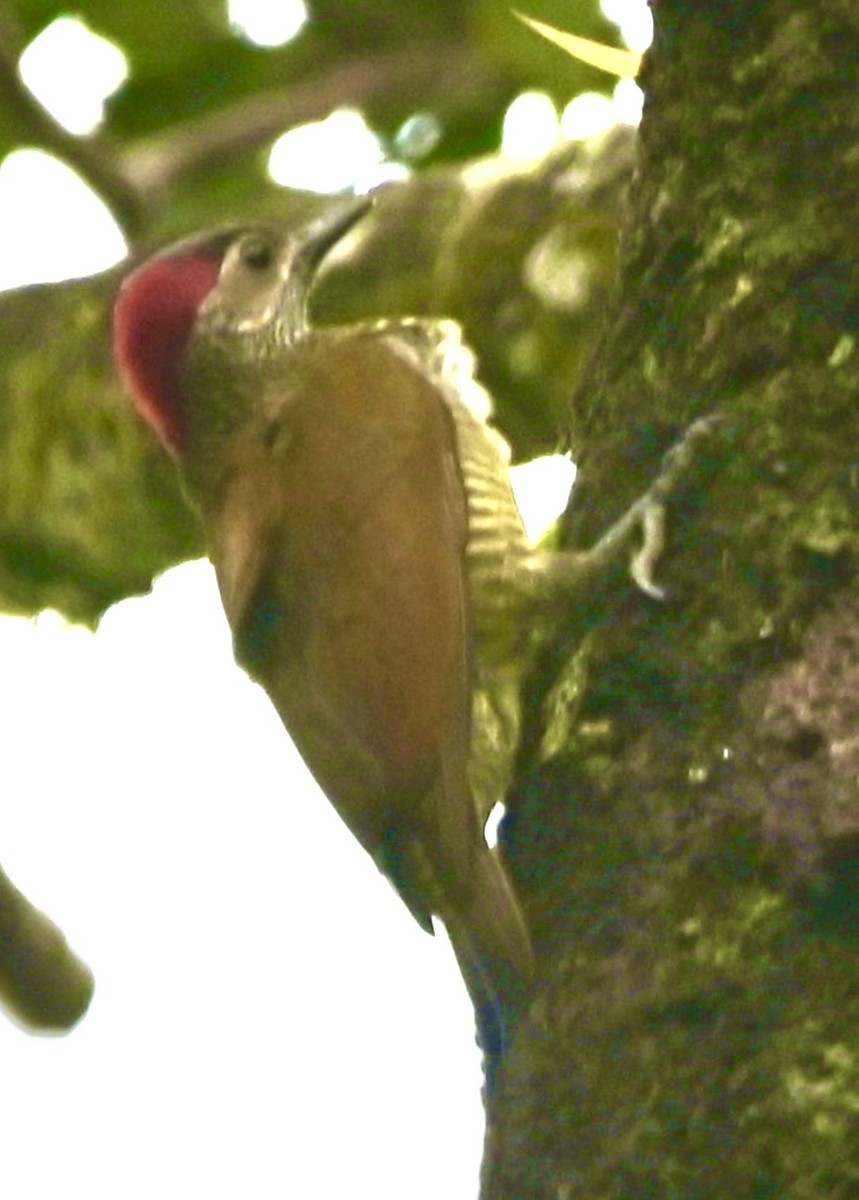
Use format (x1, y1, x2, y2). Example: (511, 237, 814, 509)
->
(0, 3, 650, 1196)
(0, 565, 484, 1199)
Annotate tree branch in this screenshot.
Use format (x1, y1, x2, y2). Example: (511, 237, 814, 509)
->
(0, 862, 93, 1033)
(123, 41, 509, 198)
(0, 4, 147, 237)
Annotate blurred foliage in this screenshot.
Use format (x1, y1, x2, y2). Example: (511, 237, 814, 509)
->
(3, 0, 622, 165)
(0, 0, 637, 622)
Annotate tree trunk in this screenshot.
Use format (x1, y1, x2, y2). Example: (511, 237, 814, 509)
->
(484, 1, 859, 1195)
(1, 0, 857, 1190)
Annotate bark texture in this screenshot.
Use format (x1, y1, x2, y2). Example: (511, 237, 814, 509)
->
(485, 2, 859, 1195)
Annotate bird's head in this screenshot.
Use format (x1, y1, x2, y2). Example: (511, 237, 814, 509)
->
(113, 196, 372, 457)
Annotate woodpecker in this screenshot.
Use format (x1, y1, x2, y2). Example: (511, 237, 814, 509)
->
(113, 196, 714, 1074)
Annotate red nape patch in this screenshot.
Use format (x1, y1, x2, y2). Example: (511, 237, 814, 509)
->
(113, 253, 221, 455)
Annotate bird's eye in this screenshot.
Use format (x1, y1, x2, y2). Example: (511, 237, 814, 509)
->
(241, 236, 274, 271)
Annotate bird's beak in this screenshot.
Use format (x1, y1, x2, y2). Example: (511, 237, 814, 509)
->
(292, 194, 374, 285)
(276, 194, 373, 339)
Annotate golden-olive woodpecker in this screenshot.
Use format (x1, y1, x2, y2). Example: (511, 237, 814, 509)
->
(113, 196, 713, 1073)
(114, 198, 537, 1068)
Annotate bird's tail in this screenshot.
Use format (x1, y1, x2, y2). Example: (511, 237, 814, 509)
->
(443, 842, 533, 1087)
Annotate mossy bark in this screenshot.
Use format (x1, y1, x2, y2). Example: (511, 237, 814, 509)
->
(486, 1, 859, 1195)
